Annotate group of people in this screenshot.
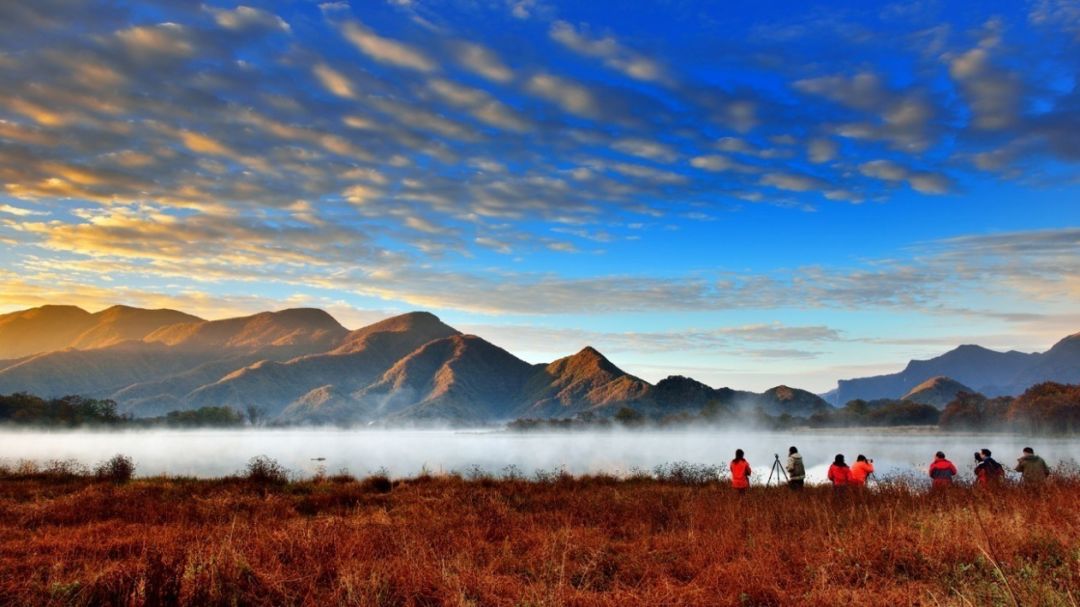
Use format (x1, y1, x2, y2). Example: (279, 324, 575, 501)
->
(726, 446, 1052, 491)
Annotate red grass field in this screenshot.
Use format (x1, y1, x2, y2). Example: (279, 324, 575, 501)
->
(1, 466, 1078, 606)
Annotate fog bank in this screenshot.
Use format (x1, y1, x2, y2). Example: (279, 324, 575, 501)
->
(1, 428, 1075, 485)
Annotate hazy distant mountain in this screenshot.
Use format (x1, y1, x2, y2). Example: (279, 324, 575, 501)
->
(144, 308, 346, 351)
(0, 342, 219, 399)
(0, 304, 199, 359)
(754, 385, 831, 417)
(901, 376, 975, 409)
(181, 311, 460, 418)
(652, 375, 744, 415)
(283, 334, 536, 425)
(517, 347, 653, 418)
(68, 305, 202, 350)
(0, 308, 350, 404)
(832, 335, 1079, 405)
(1010, 333, 1080, 389)
(650, 376, 834, 418)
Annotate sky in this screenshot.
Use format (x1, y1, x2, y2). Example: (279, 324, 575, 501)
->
(0, 0, 1078, 392)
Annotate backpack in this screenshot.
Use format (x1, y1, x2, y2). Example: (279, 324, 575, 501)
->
(790, 456, 805, 478)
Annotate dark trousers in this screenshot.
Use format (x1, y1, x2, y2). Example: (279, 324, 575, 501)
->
(788, 479, 804, 490)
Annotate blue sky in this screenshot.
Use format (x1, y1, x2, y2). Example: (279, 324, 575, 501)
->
(0, 0, 1078, 391)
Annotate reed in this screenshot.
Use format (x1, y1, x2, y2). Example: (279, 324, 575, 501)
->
(0, 462, 1077, 606)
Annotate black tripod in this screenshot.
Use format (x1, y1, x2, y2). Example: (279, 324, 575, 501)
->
(767, 453, 789, 487)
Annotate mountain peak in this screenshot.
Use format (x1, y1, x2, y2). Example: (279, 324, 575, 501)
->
(15, 304, 90, 319)
(552, 345, 622, 376)
(331, 311, 459, 355)
(144, 308, 347, 350)
(755, 385, 830, 415)
(257, 307, 341, 326)
(901, 375, 974, 408)
(1049, 331, 1080, 348)
(763, 385, 801, 401)
(0, 305, 94, 359)
(574, 345, 604, 359)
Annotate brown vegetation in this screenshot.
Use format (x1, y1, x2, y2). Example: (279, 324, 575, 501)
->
(1, 461, 1079, 606)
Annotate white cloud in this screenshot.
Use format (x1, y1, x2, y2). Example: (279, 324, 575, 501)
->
(207, 6, 290, 33)
(549, 20, 670, 85)
(453, 42, 513, 83)
(526, 73, 598, 118)
(312, 63, 355, 98)
(115, 23, 194, 58)
(405, 215, 451, 234)
(947, 26, 1021, 131)
(610, 162, 687, 184)
(859, 160, 952, 194)
(0, 204, 47, 217)
(612, 138, 678, 163)
(795, 71, 937, 152)
(508, 0, 540, 20)
(760, 172, 827, 192)
(340, 21, 436, 72)
(319, 2, 350, 13)
(807, 138, 837, 163)
(689, 155, 756, 173)
(428, 79, 530, 132)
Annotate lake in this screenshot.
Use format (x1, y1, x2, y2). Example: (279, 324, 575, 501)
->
(0, 427, 1073, 485)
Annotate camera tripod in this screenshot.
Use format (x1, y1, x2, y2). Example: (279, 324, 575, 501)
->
(766, 453, 789, 487)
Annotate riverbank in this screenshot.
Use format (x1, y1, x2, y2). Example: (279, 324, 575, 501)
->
(1, 467, 1077, 605)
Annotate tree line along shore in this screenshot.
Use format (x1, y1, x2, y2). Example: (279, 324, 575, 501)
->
(1, 380, 1078, 433)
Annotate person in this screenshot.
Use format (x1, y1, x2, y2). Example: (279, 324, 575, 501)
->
(928, 451, 957, 489)
(730, 448, 752, 494)
(1015, 447, 1050, 485)
(827, 454, 852, 489)
(851, 454, 875, 487)
(786, 446, 805, 490)
(974, 448, 1005, 487)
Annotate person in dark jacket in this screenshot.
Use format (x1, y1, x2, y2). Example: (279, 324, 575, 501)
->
(929, 451, 958, 488)
(974, 448, 1005, 487)
(1015, 447, 1051, 485)
(786, 446, 805, 490)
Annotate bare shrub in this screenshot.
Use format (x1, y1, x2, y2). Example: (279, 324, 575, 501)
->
(94, 454, 135, 484)
(361, 474, 393, 494)
(244, 455, 289, 485)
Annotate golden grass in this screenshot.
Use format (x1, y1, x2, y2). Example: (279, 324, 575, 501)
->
(0, 470, 1078, 606)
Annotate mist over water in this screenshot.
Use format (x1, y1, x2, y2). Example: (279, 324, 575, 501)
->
(1, 428, 1076, 485)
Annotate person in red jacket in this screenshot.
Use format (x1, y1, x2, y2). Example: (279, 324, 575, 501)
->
(827, 454, 852, 490)
(929, 451, 958, 489)
(851, 454, 875, 487)
(730, 449, 751, 494)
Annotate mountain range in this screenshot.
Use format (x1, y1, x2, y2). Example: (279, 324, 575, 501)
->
(0, 304, 834, 424)
(0, 304, 1076, 424)
(828, 333, 1080, 405)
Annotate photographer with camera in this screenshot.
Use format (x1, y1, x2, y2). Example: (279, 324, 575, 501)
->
(851, 454, 875, 487)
